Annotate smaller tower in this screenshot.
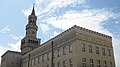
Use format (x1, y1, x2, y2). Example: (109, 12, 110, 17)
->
(21, 5, 40, 55)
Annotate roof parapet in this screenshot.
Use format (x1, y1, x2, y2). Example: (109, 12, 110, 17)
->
(42, 25, 112, 45)
(73, 25, 112, 39)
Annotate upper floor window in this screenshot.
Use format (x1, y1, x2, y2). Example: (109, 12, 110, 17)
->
(69, 44, 72, 53)
(34, 58, 36, 65)
(38, 57, 40, 63)
(47, 53, 49, 60)
(90, 59, 94, 67)
(96, 47, 99, 54)
(89, 45, 92, 53)
(82, 58, 86, 67)
(102, 48, 106, 55)
(108, 49, 111, 56)
(69, 59, 73, 67)
(30, 60, 32, 66)
(82, 43, 85, 52)
(97, 60, 101, 67)
(42, 55, 44, 62)
(63, 47, 66, 55)
(58, 49, 60, 57)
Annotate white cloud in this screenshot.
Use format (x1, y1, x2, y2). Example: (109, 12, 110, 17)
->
(112, 38, 120, 67)
(50, 31, 60, 38)
(39, 23, 50, 33)
(35, 0, 43, 4)
(8, 39, 21, 52)
(33, 0, 86, 17)
(53, 31, 60, 36)
(47, 9, 114, 36)
(115, 53, 120, 67)
(43, 0, 86, 12)
(115, 21, 119, 24)
(10, 34, 23, 40)
(113, 38, 120, 46)
(0, 25, 10, 33)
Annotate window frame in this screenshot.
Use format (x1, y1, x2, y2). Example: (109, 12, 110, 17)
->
(63, 47, 66, 55)
(90, 59, 94, 67)
(69, 59, 73, 67)
(82, 43, 86, 52)
(89, 45, 93, 53)
(102, 48, 106, 55)
(96, 47, 99, 54)
(97, 60, 101, 67)
(82, 58, 86, 67)
(69, 44, 72, 53)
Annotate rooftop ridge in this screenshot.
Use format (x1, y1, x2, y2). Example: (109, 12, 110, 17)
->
(1, 50, 21, 57)
(42, 25, 112, 45)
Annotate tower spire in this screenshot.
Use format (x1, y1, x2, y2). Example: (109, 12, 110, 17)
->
(31, 3, 35, 15)
(21, 3, 40, 55)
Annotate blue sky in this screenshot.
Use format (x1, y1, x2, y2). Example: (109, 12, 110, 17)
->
(0, 0, 120, 66)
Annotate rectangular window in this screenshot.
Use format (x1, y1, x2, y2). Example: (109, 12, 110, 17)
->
(58, 49, 60, 57)
(63, 47, 66, 55)
(89, 45, 92, 53)
(96, 47, 99, 54)
(47, 65, 49, 67)
(30, 60, 32, 66)
(34, 58, 35, 65)
(104, 61, 107, 67)
(58, 62, 60, 67)
(109, 62, 112, 67)
(53, 63, 54, 67)
(47, 53, 49, 60)
(82, 43, 86, 52)
(69, 44, 72, 53)
(108, 49, 111, 56)
(69, 59, 73, 67)
(102, 48, 106, 55)
(97, 60, 101, 67)
(90, 59, 94, 67)
(63, 60, 66, 67)
(82, 58, 86, 67)
(42, 55, 44, 62)
(38, 57, 40, 63)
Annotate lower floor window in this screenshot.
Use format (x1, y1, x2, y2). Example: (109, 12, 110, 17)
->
(82, 58, 86, 67)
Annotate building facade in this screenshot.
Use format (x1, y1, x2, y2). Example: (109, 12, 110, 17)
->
(1, 50, 21, 67)
(1, 6, 116, 67)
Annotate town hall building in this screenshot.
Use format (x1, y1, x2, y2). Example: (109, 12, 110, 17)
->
(1, 6, 115, 67)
